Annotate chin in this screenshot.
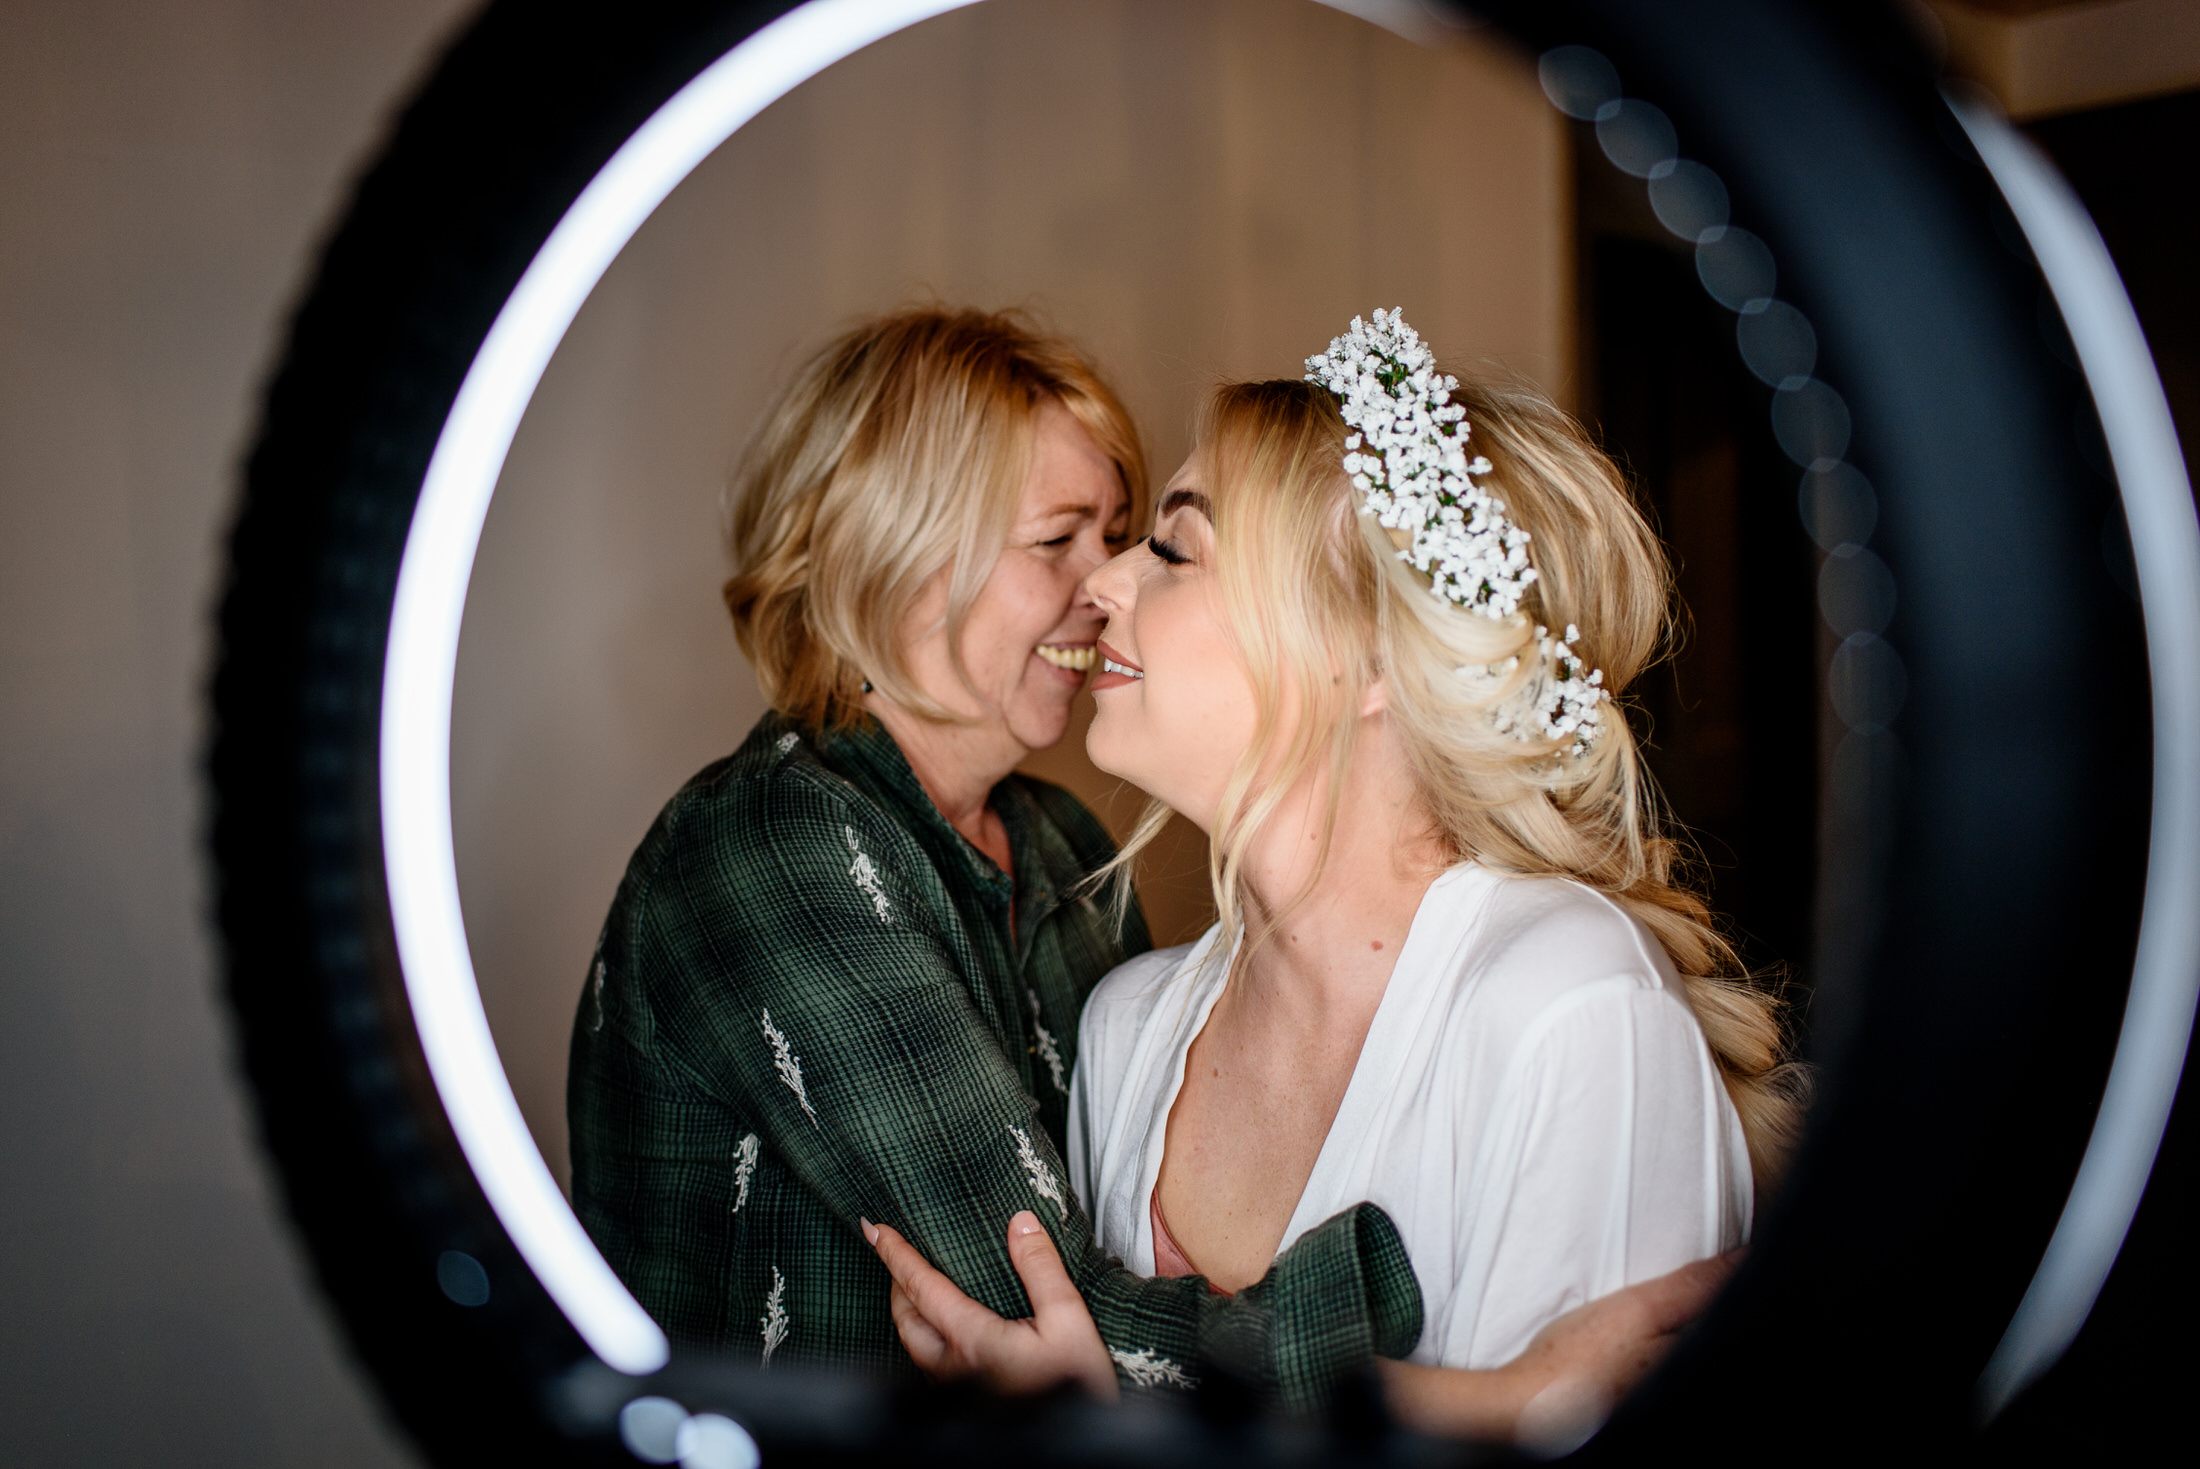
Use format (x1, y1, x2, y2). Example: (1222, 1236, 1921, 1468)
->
(1083, 715, 1136, 785)
(1013, 703, 1076, 754)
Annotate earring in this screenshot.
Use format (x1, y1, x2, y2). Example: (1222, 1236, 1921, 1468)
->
(860, 679, 874, 694)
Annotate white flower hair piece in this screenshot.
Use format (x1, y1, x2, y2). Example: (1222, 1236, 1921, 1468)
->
(1305, 309, 1607, 753)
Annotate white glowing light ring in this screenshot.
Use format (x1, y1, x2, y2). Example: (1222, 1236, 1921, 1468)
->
(378, 0, 2197, 1393)
(1957, 103, 2200, 1417)
(380, 0, 984, 1376)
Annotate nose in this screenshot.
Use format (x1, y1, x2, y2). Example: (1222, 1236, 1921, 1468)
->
(1070, 530, 1112, 579)
(1081, 542, 1138, 617)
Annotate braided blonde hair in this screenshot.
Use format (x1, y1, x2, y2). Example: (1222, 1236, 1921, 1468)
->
(1109, 377, 1807, 1186)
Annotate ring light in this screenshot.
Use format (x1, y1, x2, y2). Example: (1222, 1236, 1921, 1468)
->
(380, 0, 985, 1380)
(1956, 101, 2200, 1418)
(214, 0, 2198, 1460)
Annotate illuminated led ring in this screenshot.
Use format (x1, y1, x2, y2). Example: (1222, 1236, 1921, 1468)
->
(381, 0, 991, 1379)
(1958, 110, 2200, 1419)
(213, 0, 2200, 1461)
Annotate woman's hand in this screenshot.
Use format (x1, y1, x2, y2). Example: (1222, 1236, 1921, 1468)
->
(1377, 1251, 1741, 1451)
(864, 1211, 1120, 1402)
(866, 1214, 1732, 1438)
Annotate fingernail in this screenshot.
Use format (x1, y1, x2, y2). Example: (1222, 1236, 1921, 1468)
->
(859, 1217, 879, 1246)
(1010, 1210, 1042, 1236)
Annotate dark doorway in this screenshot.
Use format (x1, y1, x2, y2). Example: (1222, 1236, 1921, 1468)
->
(1571, 136, 1822, 1009)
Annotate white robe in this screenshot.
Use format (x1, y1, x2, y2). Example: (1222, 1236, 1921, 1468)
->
(1067, 863, 1752, 1368)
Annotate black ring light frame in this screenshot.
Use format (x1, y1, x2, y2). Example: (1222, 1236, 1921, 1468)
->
(212, 0, 2200, 1462)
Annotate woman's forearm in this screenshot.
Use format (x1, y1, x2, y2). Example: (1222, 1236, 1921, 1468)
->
(1375, 1359, 1532, 1442)
(1377, 1254, 1740, 1446)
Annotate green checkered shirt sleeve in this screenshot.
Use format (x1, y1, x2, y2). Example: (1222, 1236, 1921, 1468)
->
(586, 745, 1420, 1410)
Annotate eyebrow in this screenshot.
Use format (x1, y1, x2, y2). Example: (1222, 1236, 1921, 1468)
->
(1160, 488, 1212, 520)
(1030, 498, 1102, 521)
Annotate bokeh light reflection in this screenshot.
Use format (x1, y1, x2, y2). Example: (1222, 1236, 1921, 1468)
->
(1800, 462, 1880, 550)
(1648, 159, 1731, 243)
(619, 1396, 688, 1464)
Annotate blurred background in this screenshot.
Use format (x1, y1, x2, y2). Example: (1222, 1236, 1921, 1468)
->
(2, 0, 2195, 1463)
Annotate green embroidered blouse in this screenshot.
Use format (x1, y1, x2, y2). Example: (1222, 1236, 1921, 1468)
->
(568, 712, 1420, 1409)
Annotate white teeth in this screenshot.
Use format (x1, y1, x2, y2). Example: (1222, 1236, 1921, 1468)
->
(1102, 658, 1143, 679)
(1035, 644, 1096, 671)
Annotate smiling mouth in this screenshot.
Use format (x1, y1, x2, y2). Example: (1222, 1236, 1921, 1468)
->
(1095, 640, 1144, 679)
(1035, 643, 1096, 672)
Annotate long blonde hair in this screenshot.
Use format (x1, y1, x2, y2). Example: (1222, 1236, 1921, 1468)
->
(1112, 377, 1807, 1185)
(723, 307, 1146, 730)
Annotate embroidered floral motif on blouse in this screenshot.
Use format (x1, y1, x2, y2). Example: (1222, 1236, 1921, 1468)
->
(732, 1133, 760, 1213)
(1110, 1347, 1195, 1390)
(760, 1266, 789, 1366)
(760, 1009, 818, 1126)
(1010, 1125, 1068, 1220)
(1027, 988, 1067, 1096)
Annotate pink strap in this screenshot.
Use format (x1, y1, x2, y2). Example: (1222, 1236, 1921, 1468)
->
(1150, 1188, 1229, 1295)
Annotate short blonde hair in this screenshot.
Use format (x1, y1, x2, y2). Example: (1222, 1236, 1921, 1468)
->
(723, 307, 1147, 730)
(1111, 377, 1807, 1187)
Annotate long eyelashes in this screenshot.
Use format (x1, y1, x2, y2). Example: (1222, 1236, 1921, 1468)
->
(1146, 535, 1190, 566)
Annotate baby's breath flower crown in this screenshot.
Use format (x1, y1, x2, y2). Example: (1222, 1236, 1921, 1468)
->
(1304, 310, 1608, 753)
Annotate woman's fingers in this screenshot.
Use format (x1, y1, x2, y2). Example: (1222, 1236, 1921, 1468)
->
(868, 1222, 1009, 1347)
(888, 1281, 956, 1377)
(869, 1222, 965, 1313)
(866, 1213, 1118, 1402)
(1003, 1212, 1119, 1402)
(1004, 1211, 1083, 1322)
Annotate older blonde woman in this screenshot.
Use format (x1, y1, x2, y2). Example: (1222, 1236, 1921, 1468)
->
(869, 314, 1797, 1442)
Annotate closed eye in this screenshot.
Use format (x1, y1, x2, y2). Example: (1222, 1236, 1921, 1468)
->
(1147, 535, 1189, 565)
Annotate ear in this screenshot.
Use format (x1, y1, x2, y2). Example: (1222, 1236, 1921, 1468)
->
(1360, 675, 1390, 720)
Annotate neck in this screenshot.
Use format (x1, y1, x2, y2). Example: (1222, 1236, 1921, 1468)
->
(866, 697, 1026, 851)
(1229, 716, 1448, 1016)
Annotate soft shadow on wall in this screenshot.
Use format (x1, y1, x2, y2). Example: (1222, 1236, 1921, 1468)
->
(449, 0, 1573, 1190)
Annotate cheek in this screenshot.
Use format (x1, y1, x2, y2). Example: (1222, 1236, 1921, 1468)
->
(968, 560, 1066, 677)
(1150, 593, 1252, 737)
(1010, 556, 1080, 634)
(1177, 652, 1253, 747)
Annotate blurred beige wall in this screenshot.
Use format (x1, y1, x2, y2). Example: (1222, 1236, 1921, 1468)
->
(0, 2, 471, 1463)
(1927, 0, 2200, 119)
(450, 0, 1573, 1189)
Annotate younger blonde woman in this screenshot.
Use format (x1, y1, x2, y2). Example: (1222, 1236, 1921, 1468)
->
(870, 313, 1802, 1441)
